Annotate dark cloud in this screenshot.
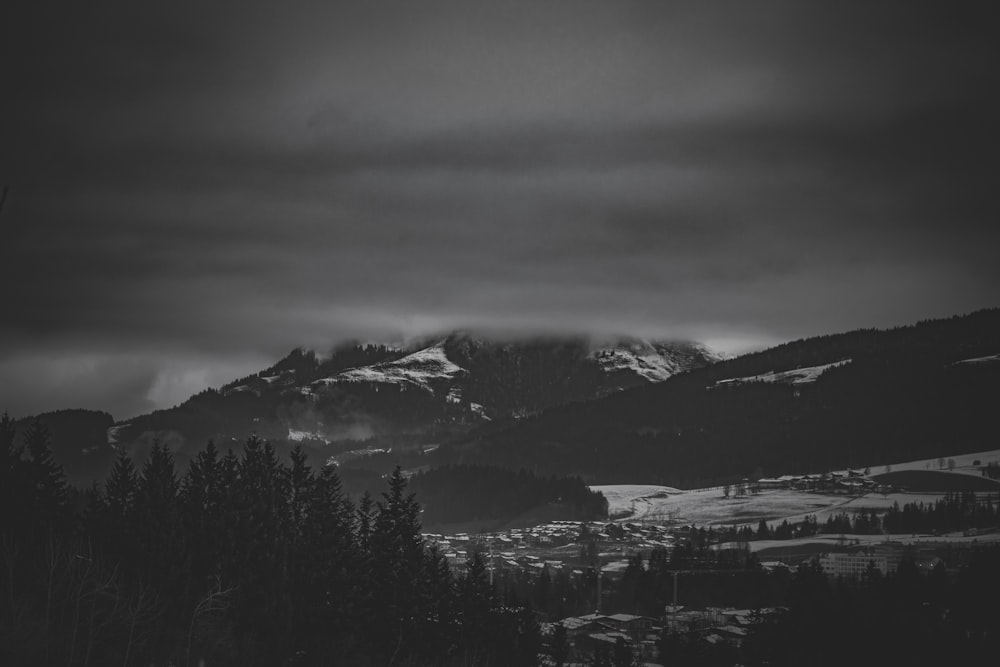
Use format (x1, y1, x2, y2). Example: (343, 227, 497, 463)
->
(2, 1, 998, 418)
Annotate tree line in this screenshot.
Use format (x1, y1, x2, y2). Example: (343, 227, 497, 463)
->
(0, 413, 540, 666)
(6, 406, 1000, 665)
(767, 492, 1000, 538)
(739, 550, 1000, 667)
(442, 308, 1000, 486)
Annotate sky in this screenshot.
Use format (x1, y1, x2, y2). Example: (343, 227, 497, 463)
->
(2, 1, 998, 420)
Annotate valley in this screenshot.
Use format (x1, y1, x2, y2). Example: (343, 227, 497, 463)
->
(6, 308, 1000, 666)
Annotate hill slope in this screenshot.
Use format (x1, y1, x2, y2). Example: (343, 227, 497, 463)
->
(430, 309, 1000, 487)
(98, 332, 717, 475)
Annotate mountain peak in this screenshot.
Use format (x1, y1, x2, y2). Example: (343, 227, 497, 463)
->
(108, 330, 720, 458)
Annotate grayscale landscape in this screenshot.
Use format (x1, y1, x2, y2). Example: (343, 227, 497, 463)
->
(2, 2, 999, 665)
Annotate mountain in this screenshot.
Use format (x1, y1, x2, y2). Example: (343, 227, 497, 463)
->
(103, 332, 718, 473)
(425, 309, 1000, 488)
(11, 310, 1000, 495)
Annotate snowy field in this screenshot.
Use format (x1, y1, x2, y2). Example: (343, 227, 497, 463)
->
(592, 486, 967, 529)
(591, 484, 682, 517)
(839, 448, 1000, 479)
(592, 448, 1000, 529)
(592, 486, 856, 527)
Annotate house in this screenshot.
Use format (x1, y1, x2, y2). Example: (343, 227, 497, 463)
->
(557, 614, 617, 640)
(602, 613, 658, 639)
(664, 609, 712, 634)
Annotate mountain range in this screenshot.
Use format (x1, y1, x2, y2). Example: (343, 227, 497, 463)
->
(11, 309, 1000, 491)
(22, 333, 715, 477)
(424, 308, 1000, 487)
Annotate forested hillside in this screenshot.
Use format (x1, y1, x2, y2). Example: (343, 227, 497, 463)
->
(438, 309, 1000, 487)
(98, 334, 715, 479)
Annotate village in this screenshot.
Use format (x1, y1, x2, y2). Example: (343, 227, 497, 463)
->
(418, 454, 1000, 664)
(422, 519, 769, 662)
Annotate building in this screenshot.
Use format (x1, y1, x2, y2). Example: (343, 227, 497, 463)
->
(818, 552, 888, 578)
(602, 613, 658, 640)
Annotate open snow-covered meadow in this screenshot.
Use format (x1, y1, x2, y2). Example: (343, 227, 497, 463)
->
(843, 447, 1000, 479)
(592, 484, 861, 527)
(591, 448, 1000, 529)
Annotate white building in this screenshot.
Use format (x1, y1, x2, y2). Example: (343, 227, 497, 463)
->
(818, 552, 888, 578)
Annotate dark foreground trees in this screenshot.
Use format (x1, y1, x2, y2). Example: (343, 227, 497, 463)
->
(0, 417, 540, 666)
(738, 554, 1000, 667)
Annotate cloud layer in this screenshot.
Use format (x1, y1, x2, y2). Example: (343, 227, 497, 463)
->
(2, 1, 998, 418)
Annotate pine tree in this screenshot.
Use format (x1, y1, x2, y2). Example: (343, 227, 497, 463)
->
(369, 467, 426, 662)
(286, 445, 313, 542)
(0, 411, 26, 530)
(216, 447, 242, 588)
(229, 435, 292, 664)
(105, 448, 138, 523)
(296, 464, 358, 659)
(184, 441, 223, 513)
(134, 442, 180, 533)
(417, 545, 457, 662)
(22, 419, 69, 520)
(131, 441, 184, 657)
(356, 490, 375, 552)
(91, 448, 139, 568)
(0, 411, 20, 464)
(458, 550, 495, 661)
(182, 441, 227, 598)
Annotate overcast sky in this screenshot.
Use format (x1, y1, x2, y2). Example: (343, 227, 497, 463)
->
(2, 1, 998, 420)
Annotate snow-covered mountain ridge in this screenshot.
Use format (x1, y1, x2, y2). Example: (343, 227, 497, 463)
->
(108, 332, 720, 450)
(590, 339, 723, 384)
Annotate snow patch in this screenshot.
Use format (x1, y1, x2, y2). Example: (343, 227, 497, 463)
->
(314, 341, 464, 393)
(590, 484, 683, 518)
(592, 344, 681, 383)
(715, 359, 851, 388)
(288, 428, 329, 444)
(954, 353, 1000, 365)
(327, 447, 391, 467)
(222, 384, 259, 397)
(591, 340, 717, 384)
